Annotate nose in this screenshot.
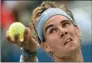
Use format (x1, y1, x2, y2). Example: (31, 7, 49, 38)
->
(58, 27, 68, 38)
(60, 32, 68, 38)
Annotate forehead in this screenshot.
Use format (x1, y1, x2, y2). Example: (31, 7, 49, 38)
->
(44, 15, 69, 27)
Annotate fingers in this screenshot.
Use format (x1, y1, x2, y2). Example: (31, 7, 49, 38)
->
(6, 27, 37, 47)
(6, 31, 21, 45)
(24, 27, 28, 41)
(14, 33, 20, 43)
(14, 33, 24, 47)
(27, 28, 33, 40)
(6, 33, 12, 43)
(23, 27, 32, 45)
(23, 27, 34, 44)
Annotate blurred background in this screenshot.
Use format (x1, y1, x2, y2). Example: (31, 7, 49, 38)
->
(1, 1, 92, 62)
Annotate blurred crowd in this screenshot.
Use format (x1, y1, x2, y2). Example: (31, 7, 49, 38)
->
(1, 1, 92, 62)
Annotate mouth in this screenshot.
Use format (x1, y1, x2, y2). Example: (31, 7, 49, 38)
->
(64, 38, 73, 46)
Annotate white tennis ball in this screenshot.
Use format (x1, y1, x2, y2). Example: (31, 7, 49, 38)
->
(8, 22, 25, 41)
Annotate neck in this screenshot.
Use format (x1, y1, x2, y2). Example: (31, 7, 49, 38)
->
(54, 49, 83, 62)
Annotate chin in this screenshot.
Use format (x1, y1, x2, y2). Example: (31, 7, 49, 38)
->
(65, 41, 80, 53)
(59, 46, 80, 57)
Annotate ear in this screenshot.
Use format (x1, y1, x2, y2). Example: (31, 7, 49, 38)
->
(40, 42, 51, 52)
(75, 25, 81, 37)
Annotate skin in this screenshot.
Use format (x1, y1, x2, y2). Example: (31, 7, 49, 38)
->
(41, 15, 83, 61)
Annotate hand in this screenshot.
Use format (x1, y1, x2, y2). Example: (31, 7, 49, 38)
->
(6, 27, 39, 52)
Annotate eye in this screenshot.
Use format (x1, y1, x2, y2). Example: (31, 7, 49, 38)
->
(62, 22, 70, 27)
(49, 28, 57, 34)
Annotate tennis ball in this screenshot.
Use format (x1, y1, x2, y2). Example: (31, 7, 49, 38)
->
(8, 22, 25, 41)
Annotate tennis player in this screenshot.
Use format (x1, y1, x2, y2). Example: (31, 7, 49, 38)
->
(6, 1, 83, 62)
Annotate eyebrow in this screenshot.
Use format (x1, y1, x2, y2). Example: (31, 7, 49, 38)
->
(45, 20, 71, 32)
(60, 20, 70, 24)
(45, 24, 54, 32)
